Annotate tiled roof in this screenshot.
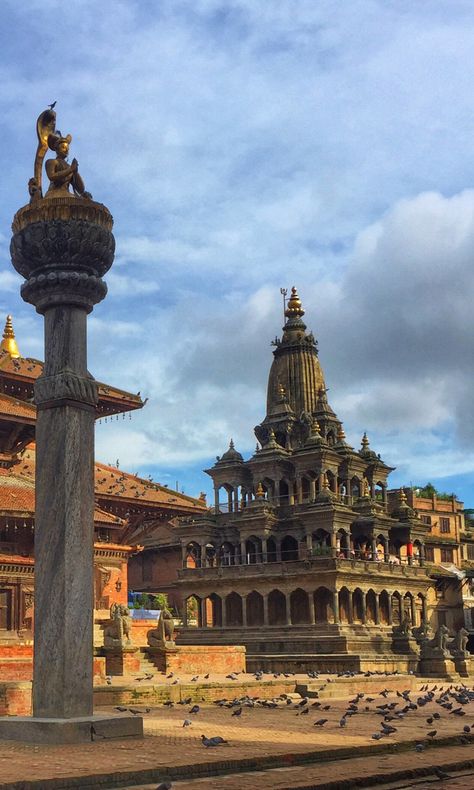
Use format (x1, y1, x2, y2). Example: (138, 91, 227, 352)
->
(0, 351, 144, 417)
(3, 445, 206, 517)
(94, 461, 207, 513)
(0, 393, 36, 421)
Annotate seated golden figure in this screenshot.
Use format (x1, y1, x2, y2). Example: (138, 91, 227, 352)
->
(45, 132, 92, 199)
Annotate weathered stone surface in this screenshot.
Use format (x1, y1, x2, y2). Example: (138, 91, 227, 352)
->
(0, 714, 143, 743)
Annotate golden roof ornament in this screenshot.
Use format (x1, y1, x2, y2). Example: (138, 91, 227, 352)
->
(337, 425, 346, 441)
(256, 481, 265, 498)
(0, 315, 20, 359)
(361, 432, 370, 450)
(399, 487, 407, 504)
(284, 286, 305, 319)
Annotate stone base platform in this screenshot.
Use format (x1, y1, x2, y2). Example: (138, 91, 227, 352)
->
(145, 644, 246, 674)
(0, 713, 143, 744)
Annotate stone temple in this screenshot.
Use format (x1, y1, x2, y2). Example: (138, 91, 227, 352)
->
(175, 287, 470, 674)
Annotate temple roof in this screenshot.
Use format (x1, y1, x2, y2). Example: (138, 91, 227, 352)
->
(0, 315, 144, 418)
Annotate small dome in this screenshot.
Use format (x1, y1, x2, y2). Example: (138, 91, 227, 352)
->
(219, 438, 243, 463)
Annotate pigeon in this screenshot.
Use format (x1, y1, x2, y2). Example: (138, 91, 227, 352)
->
(128, 708, 141, 715)
(204, 673, 210, 679)
(372, 733, 383, 740)
(297, 707, 309, 716)
(191, 676, 199, 682)
(314, 718, 328, 726)
(48, 101, 57, 110)
(339, 717, 347, 727)
(201, 734, 228, 747)
(415, 743, 425, 752)
(115, 706, 128, 712)
(182, 719, 192, 727)
(463, 725, 471, 733)
(427, 730, 437, 738)
(232, 708, 242, 717)
(189, 705, 200, 714)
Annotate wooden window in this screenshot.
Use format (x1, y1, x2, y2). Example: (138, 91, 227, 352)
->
(0, 589, 12, 630)
(440, 517, 450, 534)
(421, 515, 431, 525)
(440, 547, 453, 563)
(424, 546, 434, 562)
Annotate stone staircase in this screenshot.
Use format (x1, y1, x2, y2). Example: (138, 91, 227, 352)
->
(137, 650, 158, 675)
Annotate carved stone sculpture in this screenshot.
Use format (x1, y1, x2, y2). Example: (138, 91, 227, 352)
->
(449, 626, 469, 657)
(420, 624, 450, 658)
(393, 612, 411, 637)
(33, 107, 92, 200)
(104, 603, 132, 648)
(147, 609, 175, 648)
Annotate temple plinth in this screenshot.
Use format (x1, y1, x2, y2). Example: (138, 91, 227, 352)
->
(0, 110, 142, 742)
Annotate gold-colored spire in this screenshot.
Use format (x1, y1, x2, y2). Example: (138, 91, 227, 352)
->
(361, 432, 369, 450)
(284, 286, 305, 319)
(256, 481, 265, 498)
(0, 315, 20, 358)
(399, 487, 407, 504)
(337, 424, 346, 441)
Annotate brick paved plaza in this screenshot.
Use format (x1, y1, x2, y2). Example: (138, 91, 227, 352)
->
(1, 676, 474, 788)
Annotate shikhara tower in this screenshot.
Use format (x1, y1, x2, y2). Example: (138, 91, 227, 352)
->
(176, 287, 433, 672)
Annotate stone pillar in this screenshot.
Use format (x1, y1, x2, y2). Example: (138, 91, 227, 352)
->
(296, 476, 303, 504)
(240, 540, 247, 565)
(361, 595, 367, 624)
(276, 541, 282, 562)
(182, 601, 188, 627)
(274, 479, 280, 504)
(200, 544, 207, 568)
(200, 598, 208, 628)
(387, 594, 393, 625)
(374, 596, 380, 625)
(308, 593, 316, 625)
(262, 537, 268, 563)
(309, 479, 316, 501)
(214, 485, 219, 514)
(306, 533, 312, 556)
(419, 543, 425, 567)
(383, 537, 389, 563)
(285, 593, 292, 625)
(0, 189, 141, 741)
(263, 595, 269, 626)
(181, 544, 187, 568)
(233, 488, 239, 512)
(242, 595, 247, 627)
(333, 591, 340, 624)
(330, 532, 337, 558)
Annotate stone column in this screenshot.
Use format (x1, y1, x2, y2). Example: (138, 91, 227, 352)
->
(306, 533, 312, 556)
(262, 537, 268, 563)
(309, 479, 316, 501)
(242, 595, 247, 627)
(274, 479, 280, 504)
(285, 593, 292, 625)
(361, 595, 367, 624)
(240, 540, 247, 565)
(333, 591, 340, 624)
(308, 593, 316, 625)
(181, 545, 187, 568)
(0, 191, 141, 741)
(296, 476, 303, 504)
(214, 485, 220, 514)
(276, 540, 282, 562)
(200, 598, 208, 628)
(387, 594, 393, 625)
(383, 537, 389, 563)
(262, 595, 269, 626)
(374, 596, 380, 625)
(330, 532, 337, 558)
(200, 544, 207, 568)
(371, 538, 377, 560)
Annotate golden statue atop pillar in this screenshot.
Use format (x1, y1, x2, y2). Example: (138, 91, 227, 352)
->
(29, 105, 92, 202)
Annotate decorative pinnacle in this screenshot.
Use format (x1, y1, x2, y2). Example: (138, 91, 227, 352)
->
(311, 419, 322, 437)
(321, 473, 329, 490)
(284, 286, 305, 319)
(0, 315, 20, 358)
(361, 432, 369, 450)
(256, 481, 265, 498)
(229, 438, 235, 450)
(277, 381, 287, 401)
(337, 424, 346, 441)
(399, 487, 407, 504)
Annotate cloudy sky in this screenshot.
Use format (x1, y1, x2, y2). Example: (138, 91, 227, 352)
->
(0, 0, 474, 506)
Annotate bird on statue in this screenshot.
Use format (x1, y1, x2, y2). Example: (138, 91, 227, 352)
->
(48, 101, 57, 110)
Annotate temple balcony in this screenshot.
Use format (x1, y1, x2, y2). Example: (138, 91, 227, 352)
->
(177, 554, 428, 582)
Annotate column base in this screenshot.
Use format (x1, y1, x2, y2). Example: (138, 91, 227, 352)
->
(0, 713, 143, 744)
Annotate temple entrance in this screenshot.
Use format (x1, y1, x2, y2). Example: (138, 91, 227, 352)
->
(268, 590, 286, 625)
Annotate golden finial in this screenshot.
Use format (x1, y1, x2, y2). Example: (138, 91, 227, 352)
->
(321, 473, 329, 490)
(399, 487, 407, 504)
(312, 419, 322, 437)
(284, 286, 305, 319)
(256, 481, 265, 498)
(337, 424, 346, 441)
(0, 315, 20, 359)
(361, 432, 369, 450)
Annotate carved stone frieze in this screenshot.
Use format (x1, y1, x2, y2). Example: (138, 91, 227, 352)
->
(21, 269, 107, 313)
(34, 370, 99, 407)
(11, 218, 114, 280)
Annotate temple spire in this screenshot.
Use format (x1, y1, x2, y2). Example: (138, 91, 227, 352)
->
(0, 315, 20, 358)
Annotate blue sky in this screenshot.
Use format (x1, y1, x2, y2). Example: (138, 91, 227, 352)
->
(0, 1, 474, 506)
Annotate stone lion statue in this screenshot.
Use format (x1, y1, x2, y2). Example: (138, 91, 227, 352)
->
(420, 624, 450, 658)
(449, 627, 469, 657)
(147, 609, 175, 648)
(103, 603, 132, 648)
